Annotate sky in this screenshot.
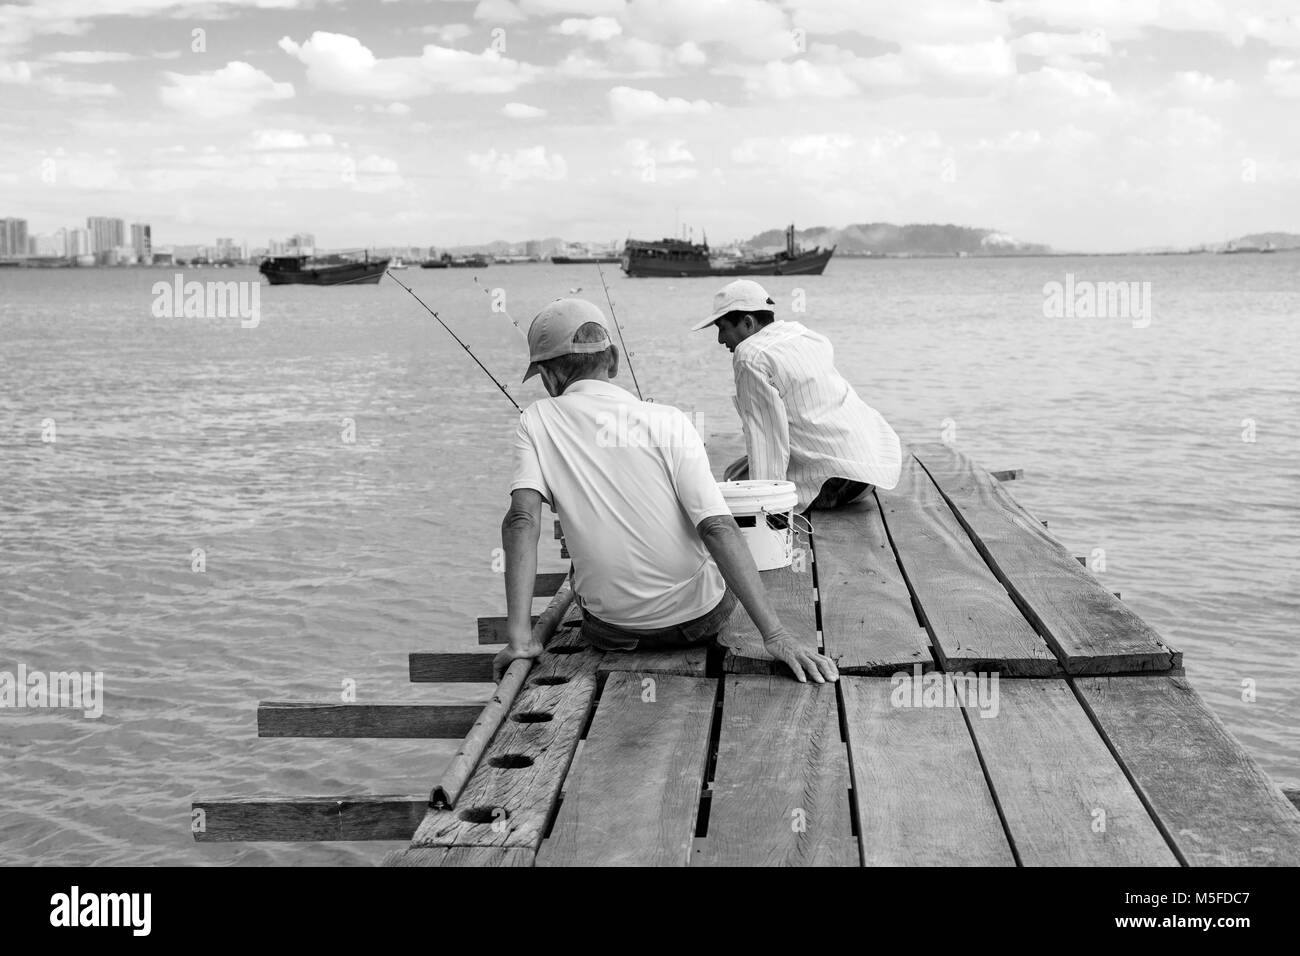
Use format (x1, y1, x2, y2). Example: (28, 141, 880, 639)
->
(1, 0, 1298, 252)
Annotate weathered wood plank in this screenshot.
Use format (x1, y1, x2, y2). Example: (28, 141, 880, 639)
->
(382, 846, 535, 867)
(991, 468, 1023, 481)
(596, 646, 709, 679)
(717, 567, 818, 674)
(537, 672, 716, 866)
(913, 442, 1179, 674)
(257, 702, 481, 738)
(697, 676, 856, 866)
(192, 796, 426, 842)
(409, 652, 495, 683)
(433, 582, 576, 809)
(534, 571, 567, 596)
(478, 615, 539, 645)
(812, 500, 931, 675)
(1077, 675, 1300, 866)
(875, 457, 1060, 676)
(965, 678, 1179, 866)
(841, 675, 1014, 866)
(408, 627, 600, 851)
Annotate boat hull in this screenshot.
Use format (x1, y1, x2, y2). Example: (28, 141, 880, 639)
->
(260, 259, 389, 285)
(621, 246, 835, 278)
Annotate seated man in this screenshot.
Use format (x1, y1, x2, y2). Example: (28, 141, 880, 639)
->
(493, 298, 837, 685)
(694, 279, 902, 511)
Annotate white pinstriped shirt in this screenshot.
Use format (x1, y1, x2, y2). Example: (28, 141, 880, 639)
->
(732, 320, 902, 509)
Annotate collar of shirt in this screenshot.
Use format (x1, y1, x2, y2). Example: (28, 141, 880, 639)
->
(733, 319, 807, 364)
(559, 379, 638, 401)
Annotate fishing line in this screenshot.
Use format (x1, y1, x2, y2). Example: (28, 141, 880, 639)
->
(472, 275, 528, 340)
(596, 262, 644, 401)
(384, 270, 522, 413)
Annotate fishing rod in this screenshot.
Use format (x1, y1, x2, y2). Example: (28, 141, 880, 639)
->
(384, 270, 522, 413)
(595, 262, 644, 401)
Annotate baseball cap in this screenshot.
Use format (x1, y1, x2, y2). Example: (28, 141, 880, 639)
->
(691, 278, 776, 332)
(523, 298, 613, 381)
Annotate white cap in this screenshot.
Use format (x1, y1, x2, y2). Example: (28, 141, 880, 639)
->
(691, 278, 776, 331)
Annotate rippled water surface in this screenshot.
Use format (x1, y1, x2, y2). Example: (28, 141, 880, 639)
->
(2, 255, 1297, 865)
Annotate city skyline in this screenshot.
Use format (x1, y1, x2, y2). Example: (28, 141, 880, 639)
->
(1, 1, 1298, 252)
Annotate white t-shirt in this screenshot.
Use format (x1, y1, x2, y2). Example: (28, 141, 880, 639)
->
(510, 379, 732, 629)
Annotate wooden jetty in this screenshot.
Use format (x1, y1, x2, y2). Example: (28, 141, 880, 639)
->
(194, 441, 1300, 865)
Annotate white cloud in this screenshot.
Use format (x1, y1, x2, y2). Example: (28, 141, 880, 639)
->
(422, 23, 474, 43)
(0, 61, 33, 84)
(502, 101, 547, 117)
(1013, 31, 1111, 59)
(43, 50, 138, 63)
(607, 85, 714, 122)
(624, 0, 794, 61)
(250, 130, 336, 150)
(279, 31, 539, 96)
(1266, 58, 1300, 96)
(789, 0, 1011, 44)
(160, 61, 294, 118)
(1169, 71, 1236, 101)
(553, 16, 622, 41)
(909, 37, 1016, 80)
(467, 145, 567, 186)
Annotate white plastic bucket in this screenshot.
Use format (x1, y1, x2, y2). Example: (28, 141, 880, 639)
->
(718, 480, 799, 571)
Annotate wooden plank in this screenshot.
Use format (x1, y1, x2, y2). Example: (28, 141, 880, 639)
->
(991, 468, 1023, 481)
(382, 846, 535, 867)
(534, 571, 567, 596)
(913, 443, 1180, 674)
(697, 676, 856, 866)
(478, 615, 539, 645)
(1077, 675, 1300, 866)
(717, 567, 818, 674)
(1285, 789, 1300, 812)
(875, 457, 1060, 676)
(596, 646, 708, 679)
(841, 676, 1014, 866)
(257, 702, 480, 738)
(537, 671, 716, 866)
(409, 652, 494, 683)
(965, 678, 1179, 866)
(192, 796, 426, 842)
(408, 627, 600, 851)
(812, 500, 931, 675)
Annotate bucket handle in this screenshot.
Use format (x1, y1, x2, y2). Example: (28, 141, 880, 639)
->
(758, 507, 815, 538)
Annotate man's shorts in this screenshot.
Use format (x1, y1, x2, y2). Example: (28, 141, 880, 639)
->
(580, 590, 739, 652)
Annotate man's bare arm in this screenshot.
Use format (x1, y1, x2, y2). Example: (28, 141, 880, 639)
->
(696, 514, 837, 684)
(495, 488, 544, 680)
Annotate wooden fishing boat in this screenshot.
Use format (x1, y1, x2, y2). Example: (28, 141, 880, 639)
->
(622, 224, 834, 278)
(259, 254, 389, 286)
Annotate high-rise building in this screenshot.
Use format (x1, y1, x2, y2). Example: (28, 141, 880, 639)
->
(288, 232, 315, 253)
(66, 228, 91, 257)
(0, 218, 29, 257)
(87, 217, 126, 262)
(131, 223, 152, 261)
